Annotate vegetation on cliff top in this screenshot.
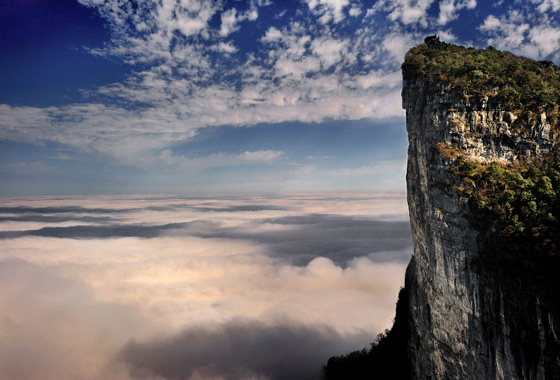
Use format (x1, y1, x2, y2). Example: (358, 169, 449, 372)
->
(402, 36, 560, 126)
(407, 37, 560, 257)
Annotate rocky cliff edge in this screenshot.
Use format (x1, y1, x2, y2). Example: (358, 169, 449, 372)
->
(402, 37, 560, 380)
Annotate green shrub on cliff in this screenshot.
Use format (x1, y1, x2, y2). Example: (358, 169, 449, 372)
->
(436, 143, 560, 255)
(403, 37, 560, 129)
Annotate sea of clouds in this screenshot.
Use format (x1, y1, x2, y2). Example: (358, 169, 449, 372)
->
(0, 193, 412, 380)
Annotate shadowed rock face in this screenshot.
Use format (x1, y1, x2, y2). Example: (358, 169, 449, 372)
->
(402, 44, 560, 380)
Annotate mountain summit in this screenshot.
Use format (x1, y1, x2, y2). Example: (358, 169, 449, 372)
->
(326, 37, 560, 379)
(403, 36, 560, 380)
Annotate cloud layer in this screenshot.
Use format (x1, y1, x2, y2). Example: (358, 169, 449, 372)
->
(0, 210, 412, 265)
(0, 194, 411, 380)
(120, 320, 365, 380)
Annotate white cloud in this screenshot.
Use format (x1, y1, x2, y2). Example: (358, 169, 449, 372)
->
(349, 5, 362, 16)
(220, 8, 239, 37)
(274, 56, 321, 78)
(479, 14, 501, 31)
(310, 37, 349, 69)
(528, 25, 560, 57)
(0, 68, 405, 166)
(479, 11, 528, 48)
(241, 150, 285, 161)
(219, 6, 259, 37)
(438, 0, 477, 25)
(382, 30, 419, 63)
(369, 0, 478, 27)
(261, 26, 283, 42)
(381, 0, 437, 27)
(531, 0, 560, 12)
(355, 69, 402, 89)
(479, 9, 560, 60)
(0, 103, 199, 165)
(79, 0, 220, 63)
(436, 28, 458, 41)
(303, 0, 351, 23)
(217, 41, 239, 54)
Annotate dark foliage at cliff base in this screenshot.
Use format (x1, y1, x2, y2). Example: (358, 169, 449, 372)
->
(403, 36, 560, 129)
(323, 287, 410, 380)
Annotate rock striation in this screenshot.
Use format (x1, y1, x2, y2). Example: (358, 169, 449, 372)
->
(402, 39, 560, 380)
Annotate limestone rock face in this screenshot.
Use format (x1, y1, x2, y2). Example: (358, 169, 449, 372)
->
(402, 75, 560, 379)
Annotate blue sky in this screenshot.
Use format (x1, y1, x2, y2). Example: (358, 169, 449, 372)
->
(1, 0, 560, 195)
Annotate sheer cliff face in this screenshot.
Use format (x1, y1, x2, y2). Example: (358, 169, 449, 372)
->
(402, 74, 560, 379)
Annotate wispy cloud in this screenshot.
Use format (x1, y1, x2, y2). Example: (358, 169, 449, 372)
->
(219, 6, 259, 37)
(370, 0, 437, 27)
(530, 0, 560, 13)
(6, 0, 558, 185)
(437, 0, 476, 25)
(0, 0, 411, 170)
(479, 5, 560, 61)
(155, 149, 287, 172)
(303, 0, 351, 24)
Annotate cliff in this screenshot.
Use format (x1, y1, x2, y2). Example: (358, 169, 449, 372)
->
(324, 38, 560, 380)
(402, 38, 560, 379)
